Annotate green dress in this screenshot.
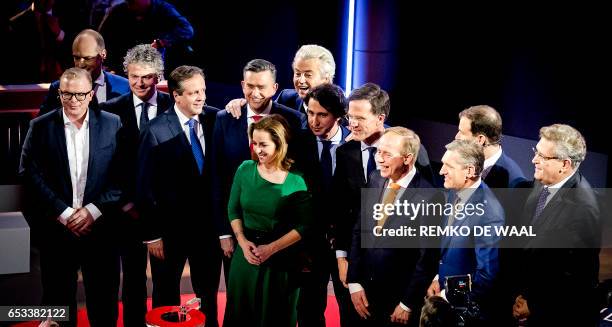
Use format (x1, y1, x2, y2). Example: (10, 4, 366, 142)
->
(223, 160, 309, 327)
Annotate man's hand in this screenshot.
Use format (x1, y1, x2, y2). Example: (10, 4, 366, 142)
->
(66, 207, 94, 236)
(337, 257, 349, 288)
(513, 295, 530, 319)
(426, 280, 441, 297)
(220, 237, 235, 258)
(350, 289, 371, 319)
(390, 304, 411, 324)
(225, 98, 247, 119)
(253, 244, 276, 263)
(238, 238, 261, 265)
(147, 239, 165, 260)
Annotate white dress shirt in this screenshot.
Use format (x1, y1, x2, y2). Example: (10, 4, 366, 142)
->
(133, 91, 158, 130)
(246, 101, 273, 130)
(483, 147, 503, 171)
(93, 73, 106, 104)
(58, 109, 102, 225)
(360, 138, 381, 180)
(316, 125, 343, 173)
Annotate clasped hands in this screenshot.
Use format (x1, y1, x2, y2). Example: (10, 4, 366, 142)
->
(237, 237, 276, 265)
(66, 207, 94, 237)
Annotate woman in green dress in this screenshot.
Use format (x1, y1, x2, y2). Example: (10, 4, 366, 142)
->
(223, 115, 312, 327)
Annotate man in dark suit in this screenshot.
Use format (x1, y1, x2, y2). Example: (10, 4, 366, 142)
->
(291, 83, 351, 327)
(137, 65, 224, 327)
(513, 124, 601, 327)
(347, 127, 440, 326)
(455, 105, 526, 188)
(223, 44, 335, 117)
(427, 139, 504, 323)
(99, 43, 171, 327)
(20, 67, 122, 327)
(212, 59, 306, 272)
(40, 29, 129, 115)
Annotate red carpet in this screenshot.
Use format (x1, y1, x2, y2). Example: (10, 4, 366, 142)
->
(11, 293, 341, 327)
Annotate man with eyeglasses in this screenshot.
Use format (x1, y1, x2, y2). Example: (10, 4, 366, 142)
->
(98, 43, 172, 327)
(40, 29, 129, 115)
(513, 124, 601, 327)
(347, 127, 441, 326)
(20, 67, 122, 327)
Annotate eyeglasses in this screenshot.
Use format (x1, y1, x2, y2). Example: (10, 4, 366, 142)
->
(59, 90, 92, 101)
(532, 147, 560, 161)
(72, 55, 99, 62)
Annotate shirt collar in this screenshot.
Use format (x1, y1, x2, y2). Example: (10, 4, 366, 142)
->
(132, 90, 158, 108)
(360, 137, 380, 152)
(389, 166, 417, 189)
(174, 105, 199, 126)
(93, 72, 105, 87)
(317, 124, 342, 143)
(548, 170, 577, 189)
(63, 108, 90, 127)
(456, 178, 482, 202)
(484, 147, 503, 169)
(247, 101, 273, 118)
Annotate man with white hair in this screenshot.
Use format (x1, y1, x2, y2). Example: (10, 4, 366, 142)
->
(513, 124, 601, 326)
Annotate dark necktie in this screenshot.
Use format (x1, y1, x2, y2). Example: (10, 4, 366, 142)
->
(531, 186, 550, 224)
(481, 166, 492, 180)
(139, 102, 150, 130)
(188, 118, 204, 174)
(320, 140, 333, 189)
(366, 147, 377, 180)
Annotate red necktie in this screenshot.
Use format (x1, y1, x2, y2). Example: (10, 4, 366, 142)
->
(252, 115, 263, 122)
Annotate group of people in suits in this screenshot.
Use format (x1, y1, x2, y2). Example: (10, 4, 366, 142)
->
(18, 26, 603, 327)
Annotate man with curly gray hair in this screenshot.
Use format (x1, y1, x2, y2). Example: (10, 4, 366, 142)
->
(99, 44, 173, 327)
(513, 123, 600, 326)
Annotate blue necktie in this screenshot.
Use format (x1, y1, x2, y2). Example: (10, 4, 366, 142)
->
(531, 186, 550, 224)
(320, 140, 333, 189)
(366, 147, 377, 180)
(188, 118, 204, 174)
(139, 102, 150, 130)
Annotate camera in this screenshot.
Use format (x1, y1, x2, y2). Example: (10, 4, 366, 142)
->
(445, 274, 482, 326)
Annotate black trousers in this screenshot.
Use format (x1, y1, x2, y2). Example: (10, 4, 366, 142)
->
(118, 214, 148, 327)
(39, 222, 120, 327)
(149, 236, 222, 327)
(297, 247, 360, 327)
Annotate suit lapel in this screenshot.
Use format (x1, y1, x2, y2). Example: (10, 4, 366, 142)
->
(85, 109, 100, 197)
(53, 109, 72, 189)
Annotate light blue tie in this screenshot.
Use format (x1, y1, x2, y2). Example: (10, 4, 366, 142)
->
(188, 118, 204, 174)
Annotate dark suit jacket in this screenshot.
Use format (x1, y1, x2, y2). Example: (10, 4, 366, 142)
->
(137, 106, 220, 241)
(19, 108, 122, 227)
(518, 173, 601, 326)
(276, 88, 305, 114)
(484, 151, 527, 188)
(438, 182, 504, 302)
(211, 102, 307, 236)
(99, 91, 173, 208)
(40, 71, 130, 115)
(347, 171, 441, 311)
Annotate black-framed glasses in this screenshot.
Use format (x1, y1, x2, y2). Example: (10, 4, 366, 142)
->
(532, 147, 560, 161)
(59, 90, 92, 101)
(72, 55, 99, 62)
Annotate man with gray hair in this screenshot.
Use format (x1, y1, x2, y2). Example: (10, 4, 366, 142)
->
(99, 43, 172, 326)
(513, 124, 601, 326)
(427, 139, 504, 323)
(224, 44, 336, 117)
